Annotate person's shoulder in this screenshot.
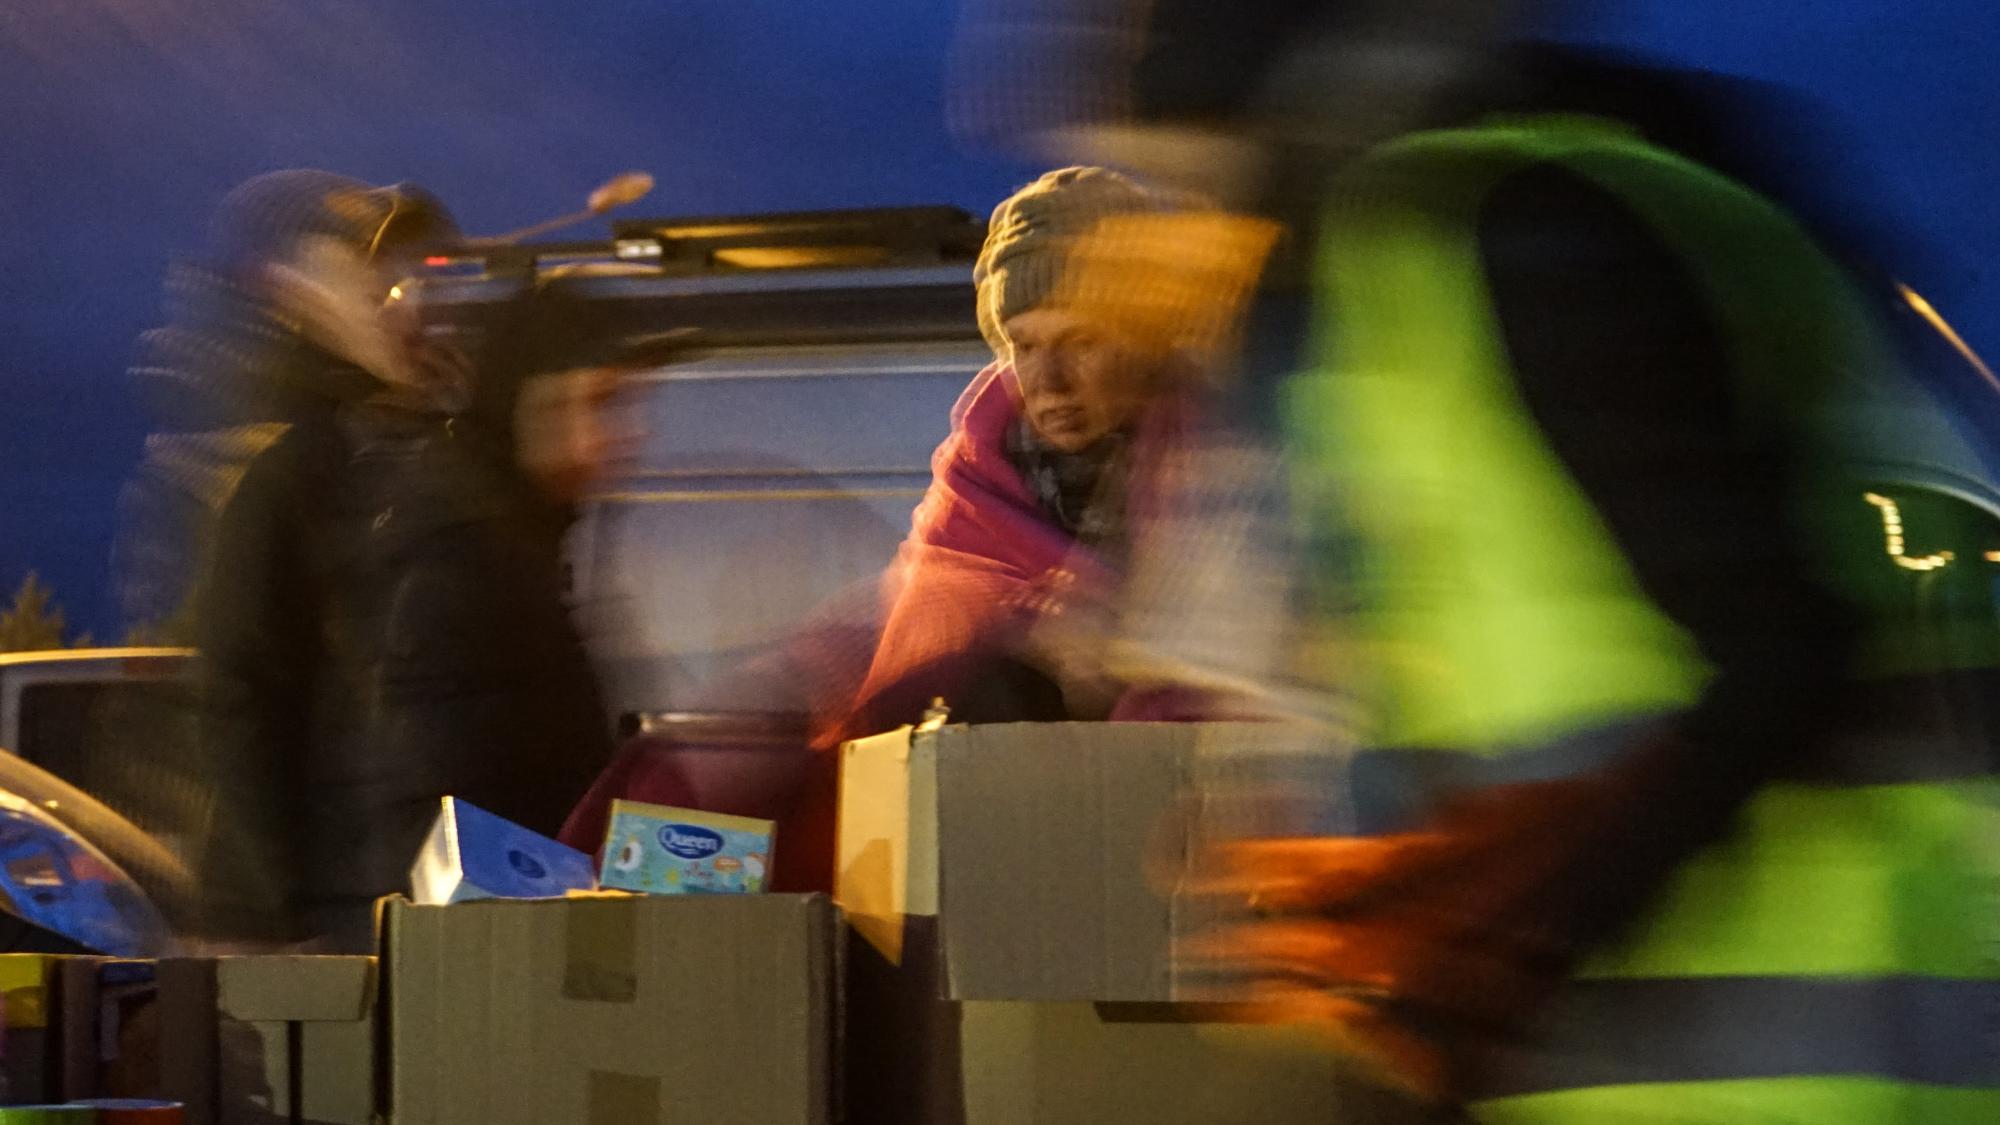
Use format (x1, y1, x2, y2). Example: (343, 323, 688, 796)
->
(1478, 161, 1655, 261)
(222, 411, 351, 519)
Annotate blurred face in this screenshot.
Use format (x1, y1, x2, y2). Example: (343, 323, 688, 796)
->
(514, 367, 644, 503)
(264, 232, 474, 408)
(267, 235, 413, 384)
(1003, 305, 1162, 453)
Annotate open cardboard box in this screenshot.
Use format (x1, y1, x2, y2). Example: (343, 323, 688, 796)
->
(836, 721, 1370, 1125)
(0, 953, 374, 1125)
(154, 956, 377, 1125)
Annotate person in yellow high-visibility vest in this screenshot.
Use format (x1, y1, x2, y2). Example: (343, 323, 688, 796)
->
(955, 1, 2000, 1120)
(1233, 111, 2000, 1124)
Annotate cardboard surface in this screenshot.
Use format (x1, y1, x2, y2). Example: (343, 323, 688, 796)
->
(283, 1021, 370, 1125)
(954, 1001, 1378, 1125)
(214, 958, 372, 1024)
(55, 959, 109, 1106)
(834, 726, 937, 965)
(382, 894, 835, 1125)
(156, 961, 216, 1125)
(148, 957, 376, 1125)
(933, 723, 1191, 1001)
(215, 957, 374, 1125)
(0, 957, 154, 1107)
(0, 958, 252, 1115)
(839, 721, 1318, 1002)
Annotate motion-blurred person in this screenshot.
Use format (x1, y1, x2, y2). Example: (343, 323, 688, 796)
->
(118, 171, 617, 950)
(560, 166, 1291, 893)
(845, 166, 1249, 731)
(961, 2, 2000, 1121)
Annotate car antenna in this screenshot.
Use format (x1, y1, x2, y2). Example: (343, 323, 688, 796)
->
(464, 171, 656, 248)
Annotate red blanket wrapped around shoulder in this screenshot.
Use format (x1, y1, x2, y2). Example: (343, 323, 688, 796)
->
(561, 363, 1179, 890)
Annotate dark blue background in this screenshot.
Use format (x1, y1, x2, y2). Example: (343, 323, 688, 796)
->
(3, 1, 1994, 638)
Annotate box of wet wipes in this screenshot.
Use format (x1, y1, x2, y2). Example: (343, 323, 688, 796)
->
(597, 800, 775, 894)
(410, 797, 597, 904)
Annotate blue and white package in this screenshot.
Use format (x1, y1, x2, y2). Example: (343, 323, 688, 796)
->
(597, 801, 774, 895)
(409, 797, 597, 904)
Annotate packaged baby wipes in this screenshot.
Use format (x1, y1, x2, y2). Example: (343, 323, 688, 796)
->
(597, 801, 774, 895)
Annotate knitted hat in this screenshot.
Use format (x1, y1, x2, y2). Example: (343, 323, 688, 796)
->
(973, 166, 1164, 354)
(208, 169, 459, 272)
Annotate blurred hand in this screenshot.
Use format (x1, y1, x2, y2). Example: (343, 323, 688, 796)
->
(405, 335, 475, 413)
(1177, 772, 1646, 1103)
(515, 366, 642, 502)
(1015, 565, 1126, 718)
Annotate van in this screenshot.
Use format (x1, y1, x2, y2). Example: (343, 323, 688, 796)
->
(414, 206, 991, 716)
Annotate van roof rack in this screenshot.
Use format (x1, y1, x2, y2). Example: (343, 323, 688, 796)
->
(423, 205, 983, 280)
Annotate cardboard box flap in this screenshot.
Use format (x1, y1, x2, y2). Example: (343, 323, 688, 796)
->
(215, 955, 375, 1022)
(936, 723, 1196, 1002)
(833, 726, 939, 966)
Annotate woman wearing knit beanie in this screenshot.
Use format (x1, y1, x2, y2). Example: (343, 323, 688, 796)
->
(973, 166, 1175, 552)
(842, 165, 1282, 736)
(558, 167, 1290, 897)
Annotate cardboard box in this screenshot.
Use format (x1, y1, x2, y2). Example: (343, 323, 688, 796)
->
(0, 955, 370, 1124)
(841, 721, 1336, 1001)
(837, 722, 1361, 1125)
(0, 956, 158, 1107)
(152, 957, 375, 1125)
(217, 958, 374, 1125)
(380, 893, 836, 1125)
(409, 799, 596, 905)
(60, 959, 155, 1109)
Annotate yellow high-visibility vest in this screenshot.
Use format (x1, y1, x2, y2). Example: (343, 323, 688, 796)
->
(1292, 117, 2000, 1123)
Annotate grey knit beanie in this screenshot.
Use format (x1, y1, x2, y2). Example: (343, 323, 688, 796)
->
(208, 169, 459, 272)
(974, 166, 1165, 354)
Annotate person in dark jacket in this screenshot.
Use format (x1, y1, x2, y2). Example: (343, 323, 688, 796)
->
(123, 171, 616, 950)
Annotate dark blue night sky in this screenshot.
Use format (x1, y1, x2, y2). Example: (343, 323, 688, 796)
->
(3, 1, 1996, 638)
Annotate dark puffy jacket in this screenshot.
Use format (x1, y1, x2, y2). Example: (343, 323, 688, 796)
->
(192, 389, 613, 948)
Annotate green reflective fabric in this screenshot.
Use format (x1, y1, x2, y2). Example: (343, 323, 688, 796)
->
(1292, 121, 1721, 753)
(1299, 116, 1978, 744)
(1476, 1076, 2000, 1125)
(1296, 118, 2000, 1115)
(1577, 781, 2000, 980)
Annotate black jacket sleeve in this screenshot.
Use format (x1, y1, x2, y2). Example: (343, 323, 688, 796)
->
(188, 427, 319, 943)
